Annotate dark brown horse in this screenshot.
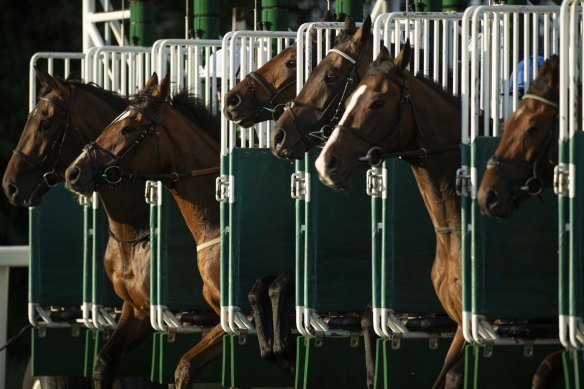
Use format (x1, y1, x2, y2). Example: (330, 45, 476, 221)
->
(223, 10, 335, 128)
(316, 43, 465, 388)
(477, 56, 560, 219)
(270, 16, 374, 160)
(2, 68, 164, 387)
(65, 74, 224, 389)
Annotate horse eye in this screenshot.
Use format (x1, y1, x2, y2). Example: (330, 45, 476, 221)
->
(286, 59, 296, 69)
(325, 72, 337, 84)
(38, 120, 51, 132)
(370, 100, 384, 110)
(121, 125, 136, 135)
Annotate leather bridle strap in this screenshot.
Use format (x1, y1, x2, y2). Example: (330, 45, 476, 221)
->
(128, 166, 220, 183)
(522, 93, 558, 109)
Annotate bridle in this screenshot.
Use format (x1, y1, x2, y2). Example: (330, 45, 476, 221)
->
(281, 43, 370, 150)
(12, 85, 78, 188)
(485, 92, 559, 198)
(83, 105, 219, 188)
(245, 71, 295, 120)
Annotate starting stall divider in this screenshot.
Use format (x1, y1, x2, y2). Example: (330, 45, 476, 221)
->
(459, 5, 563, 388)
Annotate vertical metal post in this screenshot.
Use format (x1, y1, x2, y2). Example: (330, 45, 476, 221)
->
(193, 0, 220, 39)
(261, 0, 289, 31)
(336, 0, 363, 21)
(130, 0, 155, 46)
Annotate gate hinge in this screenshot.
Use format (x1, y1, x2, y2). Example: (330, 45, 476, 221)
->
(554, 163, 572, 197)
(145, 180, 159, 205)
(366, 167, 386, 198)
(291, 171, 310, 201)
(456, 165, 471, 197)
(216, 175, 234, 203)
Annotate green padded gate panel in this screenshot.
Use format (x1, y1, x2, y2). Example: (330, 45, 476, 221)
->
(228, 148, 295, 309)
(32, 327, 86, 376)
(29, 183, 84, 306)
(300, 336, 367, 389)
(464, 344, 564, 389)
(221, 334, 295, 388)
(375, 337, 451, 389)
(570, 132, 584, 333)
(471, 137, 557, 319)
(372, 195, 383, 320)
(92, 203, 121, 308)
(382, 159, 441, 313)
(559, 138, 570, 341)
(158, 186, 209, 311)
(461, 143, 472, 326)
(303, 150, 371, 312)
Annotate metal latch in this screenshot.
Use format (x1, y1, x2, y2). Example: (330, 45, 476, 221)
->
(78, 194, 92, 207)
(456, 166, 471, 196)
(554, 163, 570, 196)
(144, 180, 159, 205)
(366, 168, 385, 198)
(291, 172, 310, 201)
(216, 175, 234, 203)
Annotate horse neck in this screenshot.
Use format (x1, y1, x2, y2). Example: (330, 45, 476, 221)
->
(159, 105, 221, 246)
(73, 88, 125, 144)
(405, 73, 462, 238)
(98, 182, 150, 241)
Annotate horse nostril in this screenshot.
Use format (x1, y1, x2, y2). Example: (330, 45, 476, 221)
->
(6, 183, 18, 199)
(67, 166, 81, 184)
(485, 189, 498, 209)
(273, 128, 286, 147)
(226, 92, 241, 108)
(326, 154, 338, 172)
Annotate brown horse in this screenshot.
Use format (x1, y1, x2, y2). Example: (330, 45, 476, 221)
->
(223, 10, 335, 127)
(316, 43, 465, 388)
(477, 56, 560, 219)
(270, 16, 374, 160)
(65, 74, 224, 389)
(2, 68, 162, 388)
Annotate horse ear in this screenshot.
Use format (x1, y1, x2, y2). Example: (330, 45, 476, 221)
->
(320, 10, 333, 22)
(144, 72, 159, 91)
(544, 55, 560, 88)
(341, 16, 357, 35)
(35, 65, 67, 94)
(393, 39, 411, 71)
(152, 74, 170, 101)
(375, 46, 391, 64)
(353, 16, 372, 45)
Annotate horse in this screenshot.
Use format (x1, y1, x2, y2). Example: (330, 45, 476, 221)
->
(2, 68, 165, 388)
(270, 15, 374, 160)
(222, 10, 335, 128)
(477, 56, 560, 219)
(316, 42, 465, 388)
(64, 73, 249, 388)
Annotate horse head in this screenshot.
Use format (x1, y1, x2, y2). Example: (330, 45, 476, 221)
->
(477, 56, 560, 219)
(2, 67, 128, 206)
(223, 11, 336, 128)
(271, 15, 373, 160)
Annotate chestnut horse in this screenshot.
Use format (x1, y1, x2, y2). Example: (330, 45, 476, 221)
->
(316, 43, 464, 388)
(65, 74, 225, 388)
(223, 10, 335, 127)
(2, 68, 163, 388)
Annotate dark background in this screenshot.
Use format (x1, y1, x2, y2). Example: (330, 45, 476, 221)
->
(0, 1, 354, 386)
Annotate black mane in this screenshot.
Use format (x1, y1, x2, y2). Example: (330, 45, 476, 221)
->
(39, 77, 128, 112)
(170, 90, 221, 144)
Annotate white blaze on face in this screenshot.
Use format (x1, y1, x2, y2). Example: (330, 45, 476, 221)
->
(316, 84, 368, 177)
(112, 110, 132, 124)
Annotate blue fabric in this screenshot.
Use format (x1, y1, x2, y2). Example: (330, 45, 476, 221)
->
(509, 55, 545, 93)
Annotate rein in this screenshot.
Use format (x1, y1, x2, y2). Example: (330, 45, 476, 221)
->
(12, 85, 78, 188)
(485, 93, 559, 199)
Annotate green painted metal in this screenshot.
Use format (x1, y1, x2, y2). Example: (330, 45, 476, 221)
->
(559, 138, 570, 348)
(261, 0, 289, 31)
(193, 0, 220, 39)
(442, 0, 468, 12)
(336, 0, 363, 21)
(129, 0, 155, 46)
(570, 132, 584, 338)
(32, 327, 87, 376)
(470, 137, 557, 320)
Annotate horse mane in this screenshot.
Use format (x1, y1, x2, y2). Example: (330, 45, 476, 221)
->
(414, 73, 461, 109)
(170, 90, 220, 144)
(39, 77, 129, 112)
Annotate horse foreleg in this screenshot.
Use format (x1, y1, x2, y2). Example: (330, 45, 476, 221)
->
(361, 304, 378, 389)
(532, 350, 564, 389)
(269, 271, 295, 376)
(174, 323, 223, 389)
(93, 302, 152, 388)
(432, 327, 465, 389)
(248, 275, 278, 363)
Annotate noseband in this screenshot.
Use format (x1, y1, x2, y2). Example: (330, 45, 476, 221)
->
(282, 44, 369, 149)
(83, 105, 219, 188)
(486, 93, 558, 199)
(12, 85, 78, 188)
(245, 71, 295, 120)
